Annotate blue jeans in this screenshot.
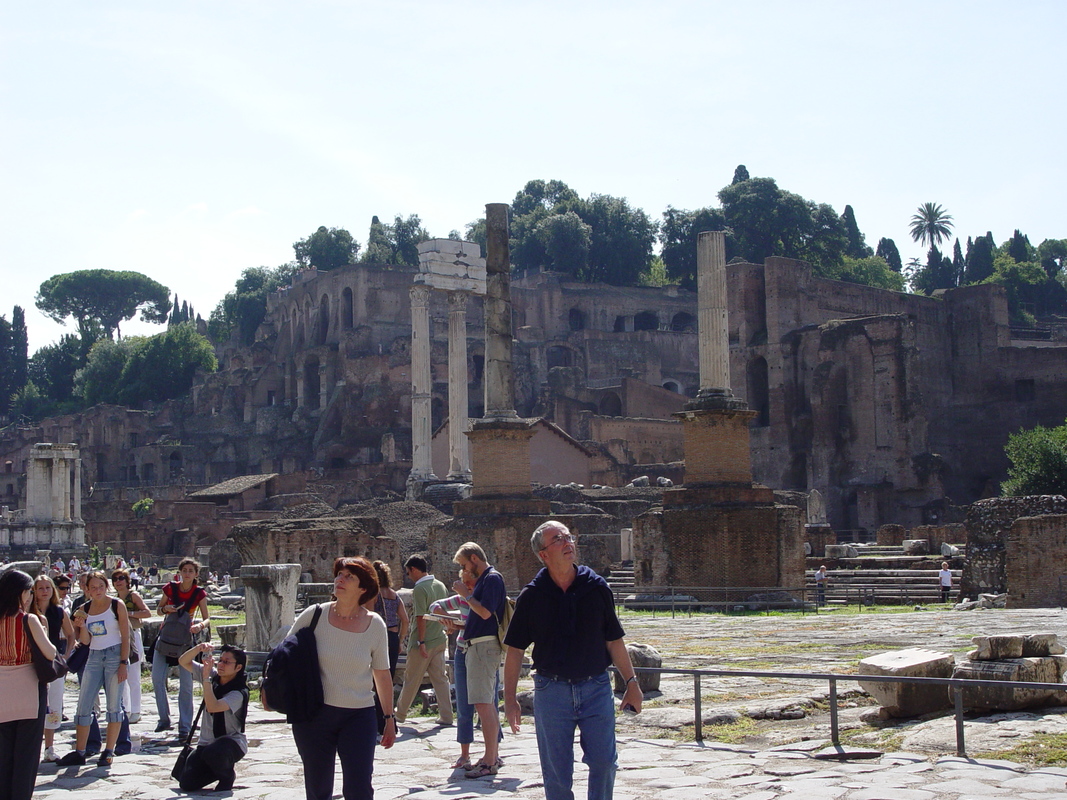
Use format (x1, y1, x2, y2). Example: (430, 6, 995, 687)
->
(533, 671, 617, 800)
(455, 646, 503, 746)
(76, 645, 124, 725)
(152, 651, 193, 733)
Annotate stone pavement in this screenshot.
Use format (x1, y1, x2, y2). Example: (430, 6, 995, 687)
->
(33, 705, 1067, 800)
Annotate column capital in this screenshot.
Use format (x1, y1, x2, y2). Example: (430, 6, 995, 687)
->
(447, 289, 470, 309)
(410, 282, 432, 305)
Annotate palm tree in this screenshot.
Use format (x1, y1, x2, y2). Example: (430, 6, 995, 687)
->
(909, 202, 954, 248)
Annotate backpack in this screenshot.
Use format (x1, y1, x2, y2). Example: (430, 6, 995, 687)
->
(155, 587, 200, 660)
(260, 605, 324, 724)
(494, 596, 516, 648)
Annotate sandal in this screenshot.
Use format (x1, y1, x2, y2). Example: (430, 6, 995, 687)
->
(452, 756, 472, 770)
(464, 761, 499, 778)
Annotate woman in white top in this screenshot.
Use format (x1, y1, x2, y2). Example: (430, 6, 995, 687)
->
(939, 562, 953, 603)
(58, 570, 130, 768)
(288, 556, 395, 800)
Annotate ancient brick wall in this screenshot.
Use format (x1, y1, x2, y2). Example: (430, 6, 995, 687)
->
(963, 496, 1067, 597)
(1006, 514, 1067, 608)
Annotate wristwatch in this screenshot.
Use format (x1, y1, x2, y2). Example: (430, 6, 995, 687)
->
(625, 675, 639, 686)
(119, 660, 129, 665)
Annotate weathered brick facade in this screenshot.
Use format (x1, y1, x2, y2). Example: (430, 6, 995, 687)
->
(1006, 513, 1067, 608)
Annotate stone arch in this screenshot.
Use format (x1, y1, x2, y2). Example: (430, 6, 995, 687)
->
(568, 308, 585, 331)
(599, 392, 622, 417)
(316, 294, 330, 345)
(662, 380, 681, 393)
(613, 315, 627, 332)
(634, 310, 658, 331)
(342, 287, 354, 330)
(747, 357, 770, 427)
(671, 311, 696, 332)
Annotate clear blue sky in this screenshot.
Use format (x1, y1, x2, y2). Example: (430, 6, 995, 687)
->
(3, 1, 1064, 352)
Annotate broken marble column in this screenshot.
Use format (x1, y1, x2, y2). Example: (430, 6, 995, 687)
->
(240, 564, 301, 651)
(447, 290, 471, 479)
(482, 203, 517, 420)
(409, 283, 436, 481)
(953, 657, 1065, 711)
(857, 647, 954, 717)
(697, 230, 731, 397)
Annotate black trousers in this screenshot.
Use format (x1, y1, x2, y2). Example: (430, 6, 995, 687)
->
(178, 738, 244, 791)
(293, 704, 377, 800)
(0, 682, 46, 800)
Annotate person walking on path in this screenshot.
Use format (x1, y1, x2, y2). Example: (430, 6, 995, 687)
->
(394, 556, 452, 726)
(504, 521, 642, 800)
(450, 542, 505, 778)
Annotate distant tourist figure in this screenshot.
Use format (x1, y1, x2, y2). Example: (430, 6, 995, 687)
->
(394, 556, 452, 726)
(939, 562, 953, 603)
(815, 565, 829, 606)
(504, 521, 642, 800)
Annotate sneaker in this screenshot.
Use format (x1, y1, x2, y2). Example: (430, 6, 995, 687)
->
(128, 713, 141, 724)
(57, 751, 86, 767)
(42, 747, 57, 763)
(97, 749, 114, 767)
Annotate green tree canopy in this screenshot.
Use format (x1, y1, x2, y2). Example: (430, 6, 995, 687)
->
(1037, 238, 1067, 280)
(835, 256, 905, 292)
(659, 206, 732, 288)
(208, 263, 299, 345)
(573, 193, 657, 284)
(110, 323, 217, 407)
(1002, 420, 1067, 496)
(909, 202, 954, 249)
(534, 211, 591, 274)
(35, 269, 171, 340)
(876, 237, 903, 272)
(358, 215, 431, 266)
(27, 332, 93, 406)
(841, 205, 873, 258)
(1007, 229, 1034, 263)
(964, 232, 996, 284)
(293, 226, 359, 271)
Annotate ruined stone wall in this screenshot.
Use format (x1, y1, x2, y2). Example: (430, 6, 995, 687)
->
(584, 416, 684, 467)
(1006, 514, 1067, 608)
(963, 496, 1067, 597)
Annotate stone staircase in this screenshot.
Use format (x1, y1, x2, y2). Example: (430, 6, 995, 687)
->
(806, 568, 959, 605)
(606, 563, 636, 594)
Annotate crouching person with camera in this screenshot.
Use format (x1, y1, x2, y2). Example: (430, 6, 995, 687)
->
(176, 643, 249, 792)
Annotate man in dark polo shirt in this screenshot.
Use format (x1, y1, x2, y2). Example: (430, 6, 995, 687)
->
(451, 542, 506, 778)
(503, 520, 642, 800)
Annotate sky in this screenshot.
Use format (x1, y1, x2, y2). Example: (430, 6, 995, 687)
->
(3, 0, 1065, 353)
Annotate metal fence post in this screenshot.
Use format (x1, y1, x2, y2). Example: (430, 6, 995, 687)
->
(954, 685, 966, 757)
(694, 673, 702, 742)
(829, 677, 839, 746)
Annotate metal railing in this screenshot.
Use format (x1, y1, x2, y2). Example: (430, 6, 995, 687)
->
(617, 664, 1067, 756)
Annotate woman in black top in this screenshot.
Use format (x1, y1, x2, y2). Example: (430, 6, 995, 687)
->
(32, 574, 74, 763)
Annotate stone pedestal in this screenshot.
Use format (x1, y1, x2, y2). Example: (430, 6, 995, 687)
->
(240, 563, 301, 651)
(676, 407, 758, 485)
(467, 419, 537, 498)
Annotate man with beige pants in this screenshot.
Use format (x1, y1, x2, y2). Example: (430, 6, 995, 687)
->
(395, 555, 453, 725)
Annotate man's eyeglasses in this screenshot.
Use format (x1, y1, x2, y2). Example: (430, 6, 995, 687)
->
(540, 532, 576, 550)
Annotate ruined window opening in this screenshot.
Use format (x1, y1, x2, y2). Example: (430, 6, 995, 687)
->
(671, 312, 696, 333)
(613, 315, 626, 332)
(471, 355, 484, 384)
(317, 295, 330, 346)
(662, 380, 681, 394)
(4, 484, 12, 496)
(568, 308, 585, 331)
(96, 463, 107, 482)
(547, 346, 573, 369)
(129, 433, 139, 448)
(304, 358, 321, 410)
(330, 457, 346, 469)
(267, 390, 276, 406)
(1015, 379, 1035, 402)
(169, 452, 182, 479)
(342, 287, 354, 330)
(747, 357, 770, 427)
(634, 311, 658, 331)
(599, 392, 622, 417)
(4, 461, 11, 473)
(142, 463, 155, 483)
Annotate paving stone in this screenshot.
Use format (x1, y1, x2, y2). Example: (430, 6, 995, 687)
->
(921, 777, 1014, 795)
(848, 789, 934, 800)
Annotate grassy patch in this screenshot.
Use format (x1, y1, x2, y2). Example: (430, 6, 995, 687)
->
(975, 733, 1067, 767)
(701, 714, 759, 744)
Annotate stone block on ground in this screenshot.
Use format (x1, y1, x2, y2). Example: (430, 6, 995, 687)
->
(613, 642, 661, 693)
(902, 539, 930, 555)
(825, 544, 857, 559)
(953, 657, 1063, 711)
(969, 635, 1024, 660)
(857, 648, 953, 718)
(1023, 633, 1065, 657)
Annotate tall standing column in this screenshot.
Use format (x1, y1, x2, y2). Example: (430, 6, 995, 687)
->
(73, 457, 83, 522)
(50, 455, 63, 522)
(447, 290, 472, 479)
(697, 230, 732, 397)
(410, 283, 436, 480)
(483, 203, 517, 420)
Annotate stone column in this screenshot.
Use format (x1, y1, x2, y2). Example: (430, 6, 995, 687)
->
(50, 455, 63, 522)
(410, 283, 436, 480)
(483, 203, 517, 420)
(73, 458, 82, 522)
(240, 564, 302, 651)
(697, 230, 732, 397)
(447, 290, 472, 480)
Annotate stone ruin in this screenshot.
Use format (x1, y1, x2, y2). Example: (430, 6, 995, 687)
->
(858, 633, 1067, 719)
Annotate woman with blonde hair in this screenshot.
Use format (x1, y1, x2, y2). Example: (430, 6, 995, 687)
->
(0, 569, 58, 799)
(31, 574, 75, 762)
